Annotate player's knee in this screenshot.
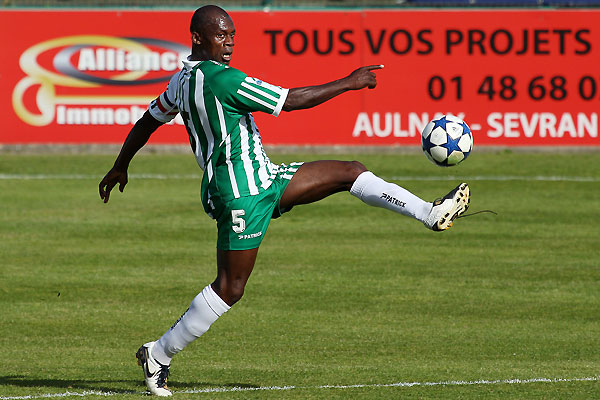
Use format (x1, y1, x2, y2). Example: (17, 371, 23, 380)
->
(335, 161, 367, 192)
(227, 281, 245, 305)
(213, 279, 245, 306)
(345, 160, 367, 183)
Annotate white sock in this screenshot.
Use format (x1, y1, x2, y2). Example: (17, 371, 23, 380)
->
(350, 171, 432, 222)
(151, 285, 230, 365)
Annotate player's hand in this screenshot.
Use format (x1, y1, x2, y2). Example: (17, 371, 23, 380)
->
(99, 167, 128, 203)
(346, 65, 384, 90)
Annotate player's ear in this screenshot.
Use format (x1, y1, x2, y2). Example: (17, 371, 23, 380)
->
(191, 31, 202, 45)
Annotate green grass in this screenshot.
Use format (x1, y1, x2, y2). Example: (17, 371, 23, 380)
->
(1, 151, 599, 399)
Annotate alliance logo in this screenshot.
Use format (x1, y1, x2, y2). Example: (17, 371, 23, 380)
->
(12, 35, 188, 126)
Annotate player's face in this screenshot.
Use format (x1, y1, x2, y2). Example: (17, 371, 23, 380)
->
(201, 14, 235, 65)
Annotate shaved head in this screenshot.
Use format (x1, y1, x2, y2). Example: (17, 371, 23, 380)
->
(189, 5, 236, 64)
(190, 5, 230, 34)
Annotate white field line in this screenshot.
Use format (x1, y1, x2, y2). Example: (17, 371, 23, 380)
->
(388, 175, 600, 182)
(0, 174, 202, 180)
(1, 376, 599, 399)
(0, 173, 598, 182)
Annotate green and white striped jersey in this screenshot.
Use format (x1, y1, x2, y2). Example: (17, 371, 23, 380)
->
(148, 59, 289, 218)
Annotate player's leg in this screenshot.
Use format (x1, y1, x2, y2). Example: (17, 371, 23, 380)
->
(280, 160, 469, 230)
(280, 160, 432, 221)
(138, 248, 257, 396)
(212, 248, 259, 305)
(279, 160, 366, 206)
(151, 249, 256, 362)
(349, 170, 470, 230)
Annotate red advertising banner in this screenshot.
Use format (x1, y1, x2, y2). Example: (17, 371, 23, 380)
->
(1, 9, 598, 146)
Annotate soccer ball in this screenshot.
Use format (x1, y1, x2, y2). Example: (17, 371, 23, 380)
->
(421, 115, 473, 167)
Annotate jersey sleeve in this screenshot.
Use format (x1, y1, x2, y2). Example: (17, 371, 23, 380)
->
(213, 68, 289, 117)
(148, 72, 180, 123)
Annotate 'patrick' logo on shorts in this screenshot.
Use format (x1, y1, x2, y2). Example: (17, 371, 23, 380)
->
(238, 232, 263, 240)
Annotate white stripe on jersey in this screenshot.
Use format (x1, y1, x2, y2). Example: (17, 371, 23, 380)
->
(265, 162, 278, 187)
(180, 69, 205, 167)
(247, 123, 269, 189)
(244, 77, 285, 94)
(224, 133, 240, 199)
(240, 81, 280, 103)
(196, 69, 215, 161)
(238, 120, 259, 196)
(267, 161, 275, 177)
(215, 96, 241, 199)
(236, 89, 276, 112)
(206, 160, 214, 200)
(255, 146, 271, 190)
(245, 115, 272, 189)
(214, 96, 228, 150)
(207, 161, 214, 181)
(206, 161, 214, 213)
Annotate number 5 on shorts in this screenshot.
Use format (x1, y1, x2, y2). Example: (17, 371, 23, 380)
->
(232, 209, 245, 233)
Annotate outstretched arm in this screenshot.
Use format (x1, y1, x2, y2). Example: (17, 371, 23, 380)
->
(99, 111, 163, 203)
(282, 65, 383, 112)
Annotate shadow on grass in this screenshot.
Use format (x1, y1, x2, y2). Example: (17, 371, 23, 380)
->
(0, 375, 138, 394)
(0, 375, 261, 394)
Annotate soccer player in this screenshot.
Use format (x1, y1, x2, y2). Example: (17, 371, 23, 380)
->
(99, 5, 470, 396)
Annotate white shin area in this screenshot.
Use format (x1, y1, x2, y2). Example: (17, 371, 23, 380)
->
(350, 171, 432, 222)
(151, 284, 230, 366)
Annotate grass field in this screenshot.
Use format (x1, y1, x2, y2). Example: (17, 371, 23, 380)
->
(1, 150, 599, 399)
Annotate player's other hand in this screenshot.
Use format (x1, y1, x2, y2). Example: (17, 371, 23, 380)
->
(347, 65, 384, 90)
(99, 167, 128, 203)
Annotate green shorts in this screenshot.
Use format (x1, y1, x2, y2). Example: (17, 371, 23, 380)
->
(215, 162, 303, 250)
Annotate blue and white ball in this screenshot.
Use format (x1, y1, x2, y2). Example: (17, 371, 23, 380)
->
(421, 115, 473, 167)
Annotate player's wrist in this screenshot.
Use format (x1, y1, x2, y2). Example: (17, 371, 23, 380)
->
(338, 76, 356, 91)
(112, 159, 130, 173)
